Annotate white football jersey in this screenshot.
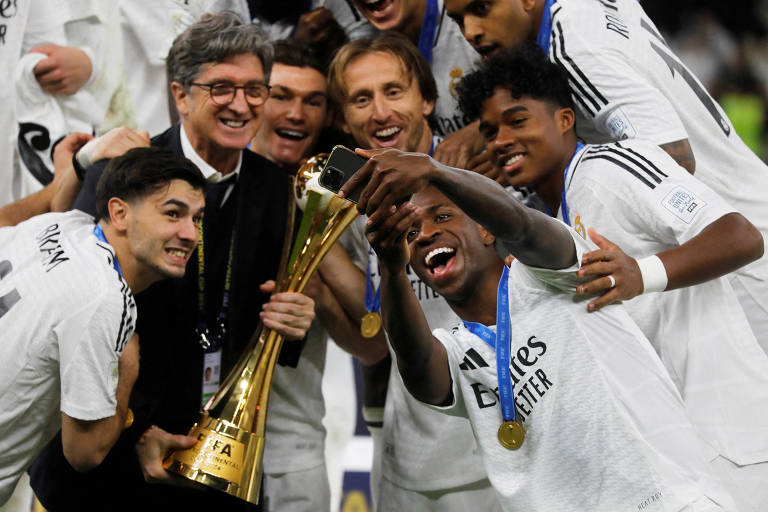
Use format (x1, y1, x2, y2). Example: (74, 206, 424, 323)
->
(432, 229, 734, 511)
(429, 0, 482, 137)
(558, 140, 768, 468)
(251, 0, 376, 42)
(0, 211, 136, 503)
(264, 321, 329, 473)
(0, 0, 65, 207)
(543, 0, 768, 303)
(345, 216, 491, 491)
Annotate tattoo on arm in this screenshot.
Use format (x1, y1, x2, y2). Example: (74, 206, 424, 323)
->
(659, 139, 695, 174)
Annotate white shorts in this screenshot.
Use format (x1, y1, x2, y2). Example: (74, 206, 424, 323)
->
(376, 474, 503, 512)
(263, 464, 330, 512)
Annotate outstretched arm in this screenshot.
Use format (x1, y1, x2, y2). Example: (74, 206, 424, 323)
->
(340, 148, 575, 270)
(366, 202, 452, 406)
(577, 213, 764, 311)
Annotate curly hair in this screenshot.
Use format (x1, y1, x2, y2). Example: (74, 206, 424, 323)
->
(457, 42, 573, 121)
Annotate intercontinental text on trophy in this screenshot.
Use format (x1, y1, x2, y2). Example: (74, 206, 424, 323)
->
(163, 155, 358, 504)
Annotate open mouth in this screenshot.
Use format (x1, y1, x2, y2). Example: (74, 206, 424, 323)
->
(477, 44, 501, 60)
(221, 119, 247, 129)
(373, 126, 402, 145)
(361, 0, 394, 14)
(499, 153, 525, 175)
(276, 128, 307, 141)
(165, 248, 189, 263)
(424, 246, 457, 277)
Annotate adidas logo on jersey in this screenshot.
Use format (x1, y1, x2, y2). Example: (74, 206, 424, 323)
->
(459, 348, 490, 370)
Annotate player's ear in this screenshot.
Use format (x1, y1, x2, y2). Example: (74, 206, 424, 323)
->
(478, 225, 496, 246)
(107, 197, 130, 231)
(556, 107, 575, 135)
(171, 81, 191, 117)
(521, 0, 538, 13)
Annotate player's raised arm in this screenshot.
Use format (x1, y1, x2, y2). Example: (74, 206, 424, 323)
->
(340, 148, 575, 270)
(364, 201, 451, 406)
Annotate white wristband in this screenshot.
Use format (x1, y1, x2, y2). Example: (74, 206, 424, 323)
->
(637, 255, 668, 294)
(76, 138, 98, 168)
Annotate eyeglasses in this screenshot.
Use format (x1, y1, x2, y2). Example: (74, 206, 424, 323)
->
(191, 81, 271, 107)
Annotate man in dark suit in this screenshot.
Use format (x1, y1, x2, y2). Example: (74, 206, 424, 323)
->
(29, 13, 316, 511)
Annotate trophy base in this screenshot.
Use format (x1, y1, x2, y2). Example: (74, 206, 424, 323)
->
(164, 413, 265, 505)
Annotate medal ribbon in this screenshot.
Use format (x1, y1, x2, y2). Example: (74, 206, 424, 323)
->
(462, 265, 515, 423)
(365, 254, 381, 315)
(417, 0, 440, 66)
(541, 142, 584, 226)
(536, 0, 556, 53)
(93, 224, 122, 277)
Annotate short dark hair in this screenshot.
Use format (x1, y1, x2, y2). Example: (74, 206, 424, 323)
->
(327, 32, 437, 107)
(166, 11, 274, 88)
(95, 147, 207, 221)
(457, 42, 574, 121)
(273, 39, 327, 76)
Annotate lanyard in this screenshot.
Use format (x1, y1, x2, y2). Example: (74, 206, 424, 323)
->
(536, 0, 555, 53)
(542, 142, 583, 226)
(417, 0, 440, 66)
(462, 265, 515, 422)
(196, 223, 236, 350)
(93, 225, 122, 277)
(365, 254, 381, 314)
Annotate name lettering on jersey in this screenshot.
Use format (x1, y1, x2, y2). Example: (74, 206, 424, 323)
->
(466, 335, 553, 422)
(36, 223, 69, 272)
(637, 491, 664, 510)
(661, 186, 706, 224)
(0, 0, 19, 46)
(434, 113, 474, 138)
(604, 13, 629, 39)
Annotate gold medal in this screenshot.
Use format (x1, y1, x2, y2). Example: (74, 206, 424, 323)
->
(497, 420, 525, 450)
(123, 408, 134, 430)
(360, 312, 382, 338)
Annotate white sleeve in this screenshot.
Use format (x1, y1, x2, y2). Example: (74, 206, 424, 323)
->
(22, 0, 67, 53)
(551, 6, 687, 146)
(426, 328, 470, 418)
(55, 288, 133, 421)
(577, 142, 737, 246)
(518, 224, 595, 294)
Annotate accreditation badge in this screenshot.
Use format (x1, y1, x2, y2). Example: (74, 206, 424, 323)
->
(201, 348, 222, 407)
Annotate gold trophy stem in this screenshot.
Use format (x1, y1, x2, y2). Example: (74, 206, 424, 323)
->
(164, 162, 358, 504)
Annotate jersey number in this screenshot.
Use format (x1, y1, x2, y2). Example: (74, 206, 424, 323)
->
(0, 260, 21, 320)
(642, 20, 731, 137)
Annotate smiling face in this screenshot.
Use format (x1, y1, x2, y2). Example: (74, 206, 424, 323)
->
(352, 0, 426, 37)
(406, 187, 500, 302)
(479, 87, 573, 191)
(252, 63, 329, 169)
(445, 0, 537, 59)
(173, 53, 265, 161)
(341, 51, 434, 153)
(124, 179, 205, 284)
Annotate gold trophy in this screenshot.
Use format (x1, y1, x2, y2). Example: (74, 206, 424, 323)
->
(163, 155, 358, 504)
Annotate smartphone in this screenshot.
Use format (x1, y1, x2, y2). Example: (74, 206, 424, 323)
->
(318, 145, 369, 203)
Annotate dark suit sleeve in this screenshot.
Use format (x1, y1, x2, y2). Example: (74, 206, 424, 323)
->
(72, 161, 109, 217)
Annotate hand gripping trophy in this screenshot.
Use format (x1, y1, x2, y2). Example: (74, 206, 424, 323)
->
(163, 155, 358, 504)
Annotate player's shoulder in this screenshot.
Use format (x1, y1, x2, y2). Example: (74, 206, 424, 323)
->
(574, 141, 679, 191)
(551, 0, 641, 49)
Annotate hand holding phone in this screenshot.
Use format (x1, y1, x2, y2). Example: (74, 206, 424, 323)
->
(318, 145, 369, 203)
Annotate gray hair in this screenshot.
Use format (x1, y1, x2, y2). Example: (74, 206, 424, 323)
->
(166, 11, 274, 88)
